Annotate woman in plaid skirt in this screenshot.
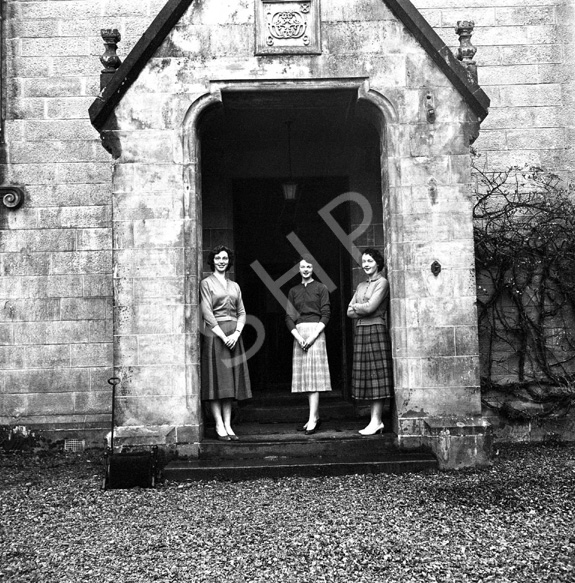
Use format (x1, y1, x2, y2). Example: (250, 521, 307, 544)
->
(347, 248, 393, 435)
(285, 255, 332, 435)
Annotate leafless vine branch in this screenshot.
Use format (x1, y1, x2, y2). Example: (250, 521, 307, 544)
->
(473, 157, 575, 418)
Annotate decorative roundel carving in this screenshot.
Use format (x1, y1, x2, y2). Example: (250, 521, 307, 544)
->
(0, 186, 25, 210)
(269, 11, 307, 40)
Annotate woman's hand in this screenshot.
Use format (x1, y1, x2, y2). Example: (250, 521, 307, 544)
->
(225, 330, 241, 350)
(293, 332, 308, 351)
(304, 324, 324, 350)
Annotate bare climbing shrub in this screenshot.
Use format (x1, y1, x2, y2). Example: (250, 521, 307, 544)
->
(473, 159, 575, 418)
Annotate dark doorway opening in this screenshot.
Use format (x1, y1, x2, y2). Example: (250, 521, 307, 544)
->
(234, 177, 353, 398)
(199, 86, 388, 425)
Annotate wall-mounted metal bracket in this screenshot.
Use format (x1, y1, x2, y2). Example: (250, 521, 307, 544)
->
(0, 186, 25, 210)
(428, 177, 438, 205)
(425, 92, 436, 124)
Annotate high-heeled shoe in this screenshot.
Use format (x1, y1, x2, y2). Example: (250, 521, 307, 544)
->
(359, 423, 384, 436)
(227, 434, 240, 441)
(305, 418, 322, 435)
(215, 427, 231, 441)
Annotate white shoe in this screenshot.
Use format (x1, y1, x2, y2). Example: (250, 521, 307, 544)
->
(359, 423, 384, 436)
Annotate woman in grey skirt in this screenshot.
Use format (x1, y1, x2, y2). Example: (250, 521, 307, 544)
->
(347, 248, 393, 435)
(200, 245, 251, 441)
(285, 255, 331, 435)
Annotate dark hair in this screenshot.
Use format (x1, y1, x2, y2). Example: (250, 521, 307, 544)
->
(362, 248, 385, 272)
(208, 245, 234, 272)
(298, 253, 314, 266)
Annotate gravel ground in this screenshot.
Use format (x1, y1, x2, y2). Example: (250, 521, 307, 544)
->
(1, 442, 574, 583)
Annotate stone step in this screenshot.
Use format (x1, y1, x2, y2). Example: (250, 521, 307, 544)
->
(163, 452, 438, 481)
(200, 421, 394, 460)
(162, 421, 438, 481)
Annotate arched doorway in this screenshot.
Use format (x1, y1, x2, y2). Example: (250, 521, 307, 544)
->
(195, 82, 389, 424)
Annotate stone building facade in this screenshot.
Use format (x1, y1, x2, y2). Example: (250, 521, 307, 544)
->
(0, 0, 573, 463)
(418, 0, 574, 176)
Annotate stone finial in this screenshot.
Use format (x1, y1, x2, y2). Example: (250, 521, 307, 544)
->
(455, 21, 478, 83)
(100, 29, 121, 89)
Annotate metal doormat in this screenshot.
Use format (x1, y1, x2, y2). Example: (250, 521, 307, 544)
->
(103, 447, 159, 490)
(102, 377, 160, 490)
(64, 438, 85, 452)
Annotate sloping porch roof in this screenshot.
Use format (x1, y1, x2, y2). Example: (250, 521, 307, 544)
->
(89, 0, 490, 132)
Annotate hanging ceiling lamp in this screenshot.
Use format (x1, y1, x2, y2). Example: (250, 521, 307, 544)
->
(282, 120, 298, 201)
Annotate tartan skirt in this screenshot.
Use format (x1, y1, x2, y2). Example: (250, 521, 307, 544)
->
(291, 323, 332, 393)
(351, 323, 393, 401)
(201, 320, 252, 402)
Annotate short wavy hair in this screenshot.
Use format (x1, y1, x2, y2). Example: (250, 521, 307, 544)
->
(362, 248, 385, 272)
(207, 245, 234, 272)
(298, 253, 314, 266)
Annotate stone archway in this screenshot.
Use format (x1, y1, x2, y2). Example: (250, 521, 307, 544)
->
(181, 79, 399, 440)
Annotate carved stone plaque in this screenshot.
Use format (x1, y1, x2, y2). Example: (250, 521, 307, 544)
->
(256, 0, 321, 55)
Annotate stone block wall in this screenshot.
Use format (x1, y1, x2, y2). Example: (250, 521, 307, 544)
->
(0, 1, 166, 439)
(414, 0, 575, 175)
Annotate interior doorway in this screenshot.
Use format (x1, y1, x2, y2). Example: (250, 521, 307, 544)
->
(233, 177, 353, 396)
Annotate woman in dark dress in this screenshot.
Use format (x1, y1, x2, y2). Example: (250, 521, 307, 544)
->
(200, 245, 251, 441)
(347, 248, 393, 435)
(285, 255, 332, 435)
